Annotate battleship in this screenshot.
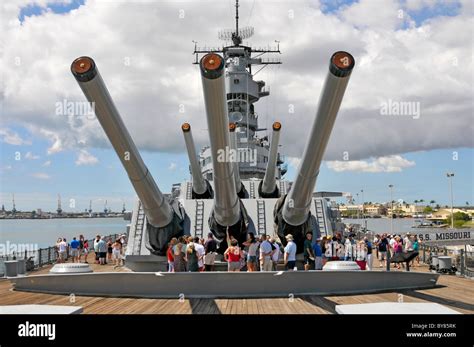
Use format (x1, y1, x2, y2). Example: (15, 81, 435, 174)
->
(9, 2, 440, 298)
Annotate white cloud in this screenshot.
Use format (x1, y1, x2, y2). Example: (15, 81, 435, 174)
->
(42, 160, 52, 167)
(36, 129, 64, 155)
(75, 150, 99, 166)
(168, 162, 177, 171)
(0, 128, 31, 146)
(0, 0, 472, 163)
(286, 156, 302, 170)
(30, 172, 51, 180)
(25, 151, 40, 160)
(0, 165, 13, 173)
(327, 155, 416, 173)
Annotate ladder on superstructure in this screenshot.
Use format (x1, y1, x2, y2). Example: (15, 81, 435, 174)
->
(194, 200, 205, 238)
(314, 199, 328, 236)
(133, 201, 146, 254)
(249, 181, 256, 198)
(257, 200, 266, 235)
(279, 180, 287, 195)
(186, 182, 193, 200)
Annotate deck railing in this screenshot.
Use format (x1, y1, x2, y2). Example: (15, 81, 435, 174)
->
(0, 234, 120, 272)
(350, 229, 473, 277)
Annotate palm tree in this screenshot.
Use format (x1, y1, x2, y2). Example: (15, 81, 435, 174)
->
(430, 200, 435, 206)
(466, 201, 470, 206)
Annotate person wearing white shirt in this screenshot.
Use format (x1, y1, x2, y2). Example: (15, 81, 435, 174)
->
(193, 237, 205, 271)
(58, 238, 68, 263)
(259, 234, 273, 271)
(284, 234, 297, 270)
(389, 235, 397, 257)
(344, 235, 355, 261)
(270, 238, 281, 271)
(404, 233, 413, 252)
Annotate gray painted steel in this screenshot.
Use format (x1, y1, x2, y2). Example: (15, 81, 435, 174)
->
(335, 302, 460, 315)
(72, 59, 172, 228)
(12, 271, 439, 299)
(4, 261, 18, 277)
(323, 261, 361, 271)
(50, 263, 93, 274)
(182, 125, 207, 195)
(0, 305, 83, 314)
(282, 55, 353, 226)
(200, 56, 240, 226)
(16, 259, 26, 275)
(261, 124, 281, 195)
(437, 256, 452, 270)
(229, 128, 242, 193)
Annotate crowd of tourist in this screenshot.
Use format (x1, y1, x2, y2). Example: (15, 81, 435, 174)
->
(54, 234, 127, 268)
(54, 229, 418, 273)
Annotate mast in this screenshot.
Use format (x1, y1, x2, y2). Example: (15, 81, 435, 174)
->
(56, 194, 62, 215)
(12, 193, 16, 214)
(192, 0, 283, 182)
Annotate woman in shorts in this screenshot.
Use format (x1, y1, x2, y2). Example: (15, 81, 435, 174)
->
(112, 239, 122, 268)
(224, 239, 243, 272)
(243, 232, 258, 272)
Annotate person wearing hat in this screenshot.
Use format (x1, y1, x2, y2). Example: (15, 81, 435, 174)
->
(283, 234, 297, 271)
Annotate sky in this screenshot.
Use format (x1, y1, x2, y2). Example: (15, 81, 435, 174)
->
(0, 0, 473, 212)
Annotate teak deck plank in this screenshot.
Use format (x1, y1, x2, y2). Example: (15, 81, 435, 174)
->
(1, 255, 472, 314)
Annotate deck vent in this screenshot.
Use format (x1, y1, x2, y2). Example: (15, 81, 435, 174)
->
(323, 261, 360, 271)
(50, 263, 93, 274)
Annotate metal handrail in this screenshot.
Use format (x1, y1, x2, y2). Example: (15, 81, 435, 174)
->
(0, 234, 120, 271)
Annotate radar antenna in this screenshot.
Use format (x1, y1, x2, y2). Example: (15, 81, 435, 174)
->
(218, 0, 254, 45)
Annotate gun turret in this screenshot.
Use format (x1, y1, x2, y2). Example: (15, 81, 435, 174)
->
(259, 122, 281, 198)
(71, 57, 184, 255)
(275, 51, 354, 252)
(181, 123, 213, 199)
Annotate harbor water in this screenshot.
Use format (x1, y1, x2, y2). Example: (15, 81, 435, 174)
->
(344, 217, 432, 235)
(0, 218, 128, 249)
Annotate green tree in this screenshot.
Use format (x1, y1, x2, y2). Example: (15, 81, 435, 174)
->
(430, 200, 435, 205)
(423, 206, 433, 213)
(453, 212, 470, 221)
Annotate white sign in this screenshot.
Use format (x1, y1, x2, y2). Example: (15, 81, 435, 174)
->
(417, 229, 474, 246)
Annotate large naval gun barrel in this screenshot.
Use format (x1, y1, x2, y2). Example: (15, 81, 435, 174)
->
(181, 123, 213, 199)
(259, 122, 282, 198)
(275, 51, 354, 250)
(71, 57, 183, 255)
(200, 53, 248, 247)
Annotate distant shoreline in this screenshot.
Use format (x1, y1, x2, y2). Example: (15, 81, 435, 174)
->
(0, 215, 126, 220)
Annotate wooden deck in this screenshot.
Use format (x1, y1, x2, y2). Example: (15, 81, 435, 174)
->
(1, 256, 473, 314)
